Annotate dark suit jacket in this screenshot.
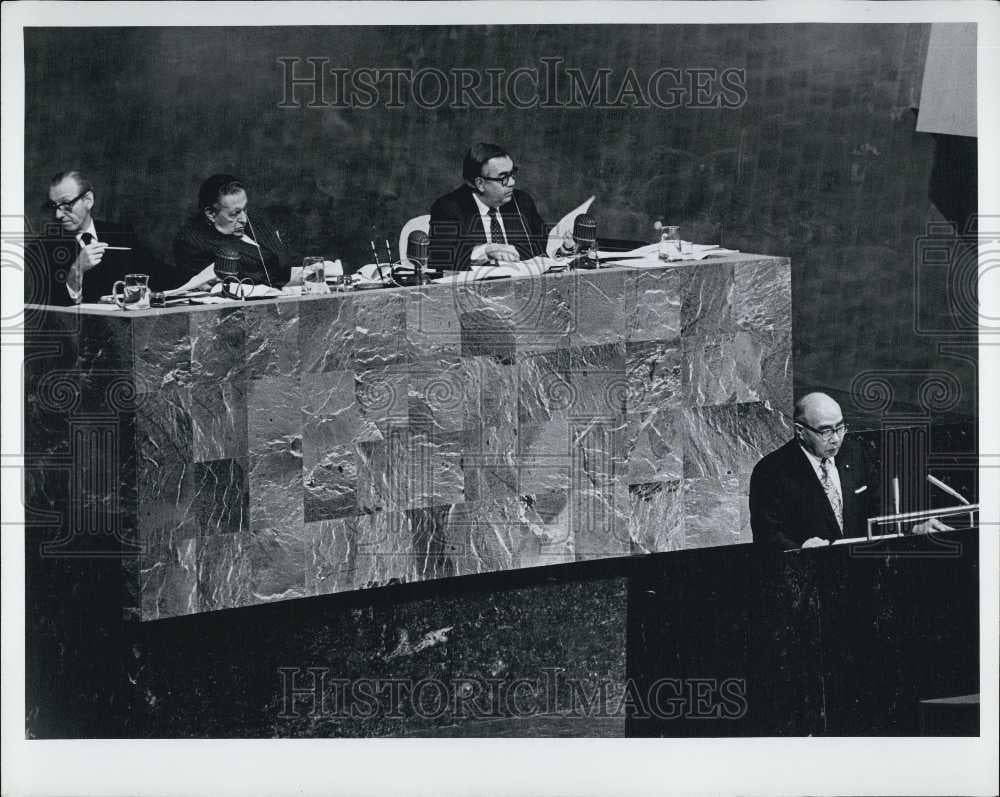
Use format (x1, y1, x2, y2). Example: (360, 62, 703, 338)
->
(24, 219, 164, 306)
(172, 213, 293, 287)
(749, 439, 881, 550)
(428, 185, 548, 271)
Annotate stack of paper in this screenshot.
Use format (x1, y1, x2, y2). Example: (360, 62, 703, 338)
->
(599, 243, 740, 268)
(432, 256, 565, 285)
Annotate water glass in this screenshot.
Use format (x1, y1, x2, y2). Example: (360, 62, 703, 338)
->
(658, 226, 682, 261)
(112, 273, 150, 310)
(302, 257, 328, 295)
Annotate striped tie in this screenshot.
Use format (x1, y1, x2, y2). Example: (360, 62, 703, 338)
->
(821, 457, 843, 531)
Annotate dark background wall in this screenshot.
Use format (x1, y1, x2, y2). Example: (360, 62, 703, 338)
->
(23, 23, 976, 420)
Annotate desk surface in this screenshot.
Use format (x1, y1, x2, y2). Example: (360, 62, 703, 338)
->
(26, 251, 788, 318)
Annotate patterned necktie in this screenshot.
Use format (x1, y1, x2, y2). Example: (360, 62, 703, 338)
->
(80, 232, 94, 246)
(820, 457, 843, 531)
(488, 209, 505, 245)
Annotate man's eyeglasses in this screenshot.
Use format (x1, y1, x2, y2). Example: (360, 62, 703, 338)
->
(44, 191, 89, 214)
(798, 421, 848, 441)
(479, 166, 519, 187)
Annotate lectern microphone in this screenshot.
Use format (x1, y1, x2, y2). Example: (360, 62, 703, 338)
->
(572, 213, 598, 269)
(573, 213, 597, 251)
(927, 474, 970, 505)
(406, 230, 429, 269)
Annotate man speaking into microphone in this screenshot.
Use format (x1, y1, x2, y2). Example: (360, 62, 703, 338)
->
(749, 391, 952, 551)
(172, 174, 294, 287)
(428, 143, 550, 271)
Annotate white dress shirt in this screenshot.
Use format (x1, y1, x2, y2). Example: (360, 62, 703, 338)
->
(469, 192, 510, 265)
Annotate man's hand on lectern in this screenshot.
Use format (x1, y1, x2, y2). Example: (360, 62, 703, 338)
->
(911, 518, 954, 535)
(475, 244, 519, 265)
(801, 536, 831, 549)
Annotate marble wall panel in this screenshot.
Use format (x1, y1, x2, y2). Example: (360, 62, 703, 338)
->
(140, 534, 198, 620)
(353, 510, 419, 589)
(625, 409, 683, 484)
(459, 356, 518, 433)
(573, 477, 631, 561)
(734, 259, 792, 334)
(406, 357, 466, 434)
(197, 531, 253, 612)
(679, 262, 734, 339)
(136, 385, 197, 542)
(456, 278, 520, 363)
(516, 426, 572, 494)
(190, 380, 248, 462)
(682, 331, 764, 407)
(190, 307, 246, 382)
(304, 518, 356, 597)
(76, 315, 134, 416)
(302, 371, 381, 452)
(402, 429, 467, 510)
(462, 425, 519, 504)
(626, 340, 682, 416)
(303, 443, 359, 521)
(628, 480, 684, 553)
(518, 350, 571, 428)
(680, 401, 790, 480)
(523, 488, 575, 567)
(355, 366, 410, 433)
(625, 268, 682, 342)
(512, 271, 574, 352)
(405, 285, 462, 359)
(248, 524, 308, 605)
(351, 293, 410, 370)
(572, 269, 626, 348)
(248, 377, 304, 532)
(132, 312, 191, 394)
(299, 295, 354, 373)
(192, 458, 248, 536)
(443, 495, 573, 576)
(244, 300, 301, 379)
(409, 504, 462, 582)
(751, 328, 793, 411)
(682, 476, 748, 549)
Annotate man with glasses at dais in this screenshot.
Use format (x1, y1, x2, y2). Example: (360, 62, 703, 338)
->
(428, 142, 550, 272)
(750, 392, 950, 550)
(25, 170, 162, 306)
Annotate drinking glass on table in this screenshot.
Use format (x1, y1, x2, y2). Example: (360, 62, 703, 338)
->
(302, 257, 328, 295)
(112, 273, 150, 310)
(658, 225, 682, 261)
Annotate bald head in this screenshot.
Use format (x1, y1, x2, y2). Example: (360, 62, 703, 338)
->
(794, 392, 847, 458)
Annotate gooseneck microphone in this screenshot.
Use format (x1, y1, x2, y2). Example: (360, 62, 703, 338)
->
(511, 194, 537, 259)
(572, 213, 598, 268)
(245, 216, 273, 286)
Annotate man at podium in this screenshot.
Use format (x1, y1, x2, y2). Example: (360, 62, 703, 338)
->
(750, 392, 952, 550)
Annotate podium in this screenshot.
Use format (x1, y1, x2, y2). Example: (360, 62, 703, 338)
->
(24, 251, 792, 621)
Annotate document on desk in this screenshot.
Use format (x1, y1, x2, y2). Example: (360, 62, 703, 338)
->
(163, 263, 218, 296)
(546, 196, 596, 257)
(599, 243, 741, 268)
(432, 256, 566, 284)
